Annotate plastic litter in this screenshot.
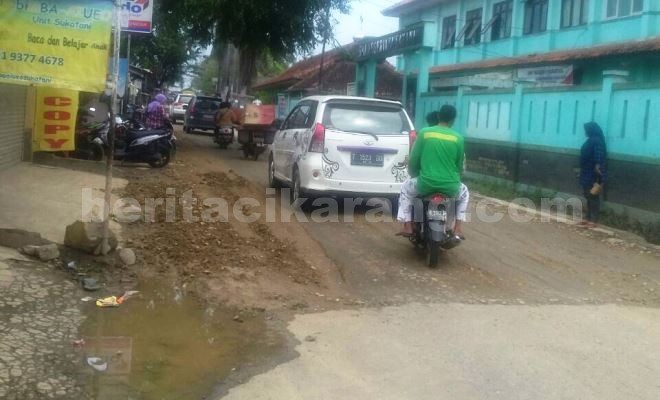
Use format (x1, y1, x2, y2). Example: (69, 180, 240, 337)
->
(72, 339, 86, 347)
(118, 290, 140, 303)
(86, 357, 108, 372)
(80, 296, 94, 302)
(66, 261, 77, 271)
(96, 296, 119, 307)
(95, 291, 140, 307)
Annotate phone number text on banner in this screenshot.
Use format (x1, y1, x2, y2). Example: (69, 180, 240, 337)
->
(0, 0, 113, 92)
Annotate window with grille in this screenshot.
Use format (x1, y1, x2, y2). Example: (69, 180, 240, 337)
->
(441, 15, 457, 49)
(487, 0, 513, 41)
(561, 0, 588, 28)
(462, 8, 483, 45)
(606, 0, 643, 18)
(524, 0, 548, 35)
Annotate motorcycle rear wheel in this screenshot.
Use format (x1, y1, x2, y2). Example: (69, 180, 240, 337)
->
(148, 150, 171, 168)
(426, 238, 440, 268)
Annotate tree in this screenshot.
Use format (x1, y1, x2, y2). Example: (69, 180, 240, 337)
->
(183, 0, 350, 93)
(129, 0, 203, 87)
(191, 56, 219, 94)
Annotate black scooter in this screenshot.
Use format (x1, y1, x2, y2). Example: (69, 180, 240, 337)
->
(114, 118, 176, 168)
(409, 194, 461, 267)
(78, 114, 176, 168)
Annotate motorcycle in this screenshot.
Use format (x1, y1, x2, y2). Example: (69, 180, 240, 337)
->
(213, 126, 234, 149)
(409, 193, 462, 267)
(114, 118, 177, 168)
(77, 112, 176, 168)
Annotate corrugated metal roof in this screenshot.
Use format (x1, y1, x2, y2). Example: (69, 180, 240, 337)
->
(430, 38, 660, 75)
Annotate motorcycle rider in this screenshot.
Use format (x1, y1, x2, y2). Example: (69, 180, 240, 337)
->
(397, 105, 469, 238)
(215, 101, 239, 129)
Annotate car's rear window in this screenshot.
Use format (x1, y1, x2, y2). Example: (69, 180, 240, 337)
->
(195, 98, 221, 112)
(179, 95, 193, 104)
(322, 103, 411, 135)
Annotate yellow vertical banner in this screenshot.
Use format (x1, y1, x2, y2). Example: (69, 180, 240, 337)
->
(33, 87, 79, 152)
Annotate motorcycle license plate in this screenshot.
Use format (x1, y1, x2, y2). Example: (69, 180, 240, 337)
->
(427, 209, 447, 221)
(351, 152, 384, 167)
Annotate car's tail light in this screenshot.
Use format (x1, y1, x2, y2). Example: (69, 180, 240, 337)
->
(309, 123, 325, 153)
(409, 129, 417, 150)
(188, 103, 195, 114)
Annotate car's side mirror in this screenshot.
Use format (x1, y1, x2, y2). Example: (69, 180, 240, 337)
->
(274, 118, 285, 130)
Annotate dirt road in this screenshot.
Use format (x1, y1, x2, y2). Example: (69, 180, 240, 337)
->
(175, 131, 660, 308)
(124, 129, 660, 399)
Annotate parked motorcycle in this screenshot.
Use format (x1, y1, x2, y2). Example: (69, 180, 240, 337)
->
(409, 193, 461, 267)
(76, 111, 176, 168)
(114, 118, 177, 168)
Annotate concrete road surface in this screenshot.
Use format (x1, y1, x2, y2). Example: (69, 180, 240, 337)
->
(223, 303, 660, 400)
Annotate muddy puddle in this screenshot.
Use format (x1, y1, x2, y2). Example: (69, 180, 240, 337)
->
(78, 280, 285, 400)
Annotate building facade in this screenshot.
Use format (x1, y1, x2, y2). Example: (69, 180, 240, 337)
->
(356, 0, 660, 218)
(254, 44, 403, 118)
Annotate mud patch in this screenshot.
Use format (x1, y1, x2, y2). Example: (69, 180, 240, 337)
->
(79, 279, 286, 400)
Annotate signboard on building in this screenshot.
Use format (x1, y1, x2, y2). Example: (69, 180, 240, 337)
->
(0, 0, 113, 92)
(517, 65, 574, 85)
(33, 86, 79, 152)
(355, 25, 424, 61)
(119, 0, 153, 33)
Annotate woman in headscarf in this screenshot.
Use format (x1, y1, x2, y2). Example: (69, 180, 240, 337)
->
(146, 94, 168, 129)
(579, 122, 607, 225)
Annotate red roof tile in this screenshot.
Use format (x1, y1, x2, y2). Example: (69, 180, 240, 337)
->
(252, 45, 356, 90)
(430, 38, 660, 75)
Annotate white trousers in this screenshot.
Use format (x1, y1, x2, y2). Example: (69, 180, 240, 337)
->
(397, 178, 469, 223)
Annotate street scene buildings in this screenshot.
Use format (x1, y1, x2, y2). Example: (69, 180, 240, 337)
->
(1, 0, 659, 399)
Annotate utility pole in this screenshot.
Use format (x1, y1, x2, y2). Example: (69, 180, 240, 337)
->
(317, 1, 331, 93)
(126, 32, 131, 103)
(98, 2, 121, 256)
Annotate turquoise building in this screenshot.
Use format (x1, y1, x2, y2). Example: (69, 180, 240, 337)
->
(355, 0, 660, 219)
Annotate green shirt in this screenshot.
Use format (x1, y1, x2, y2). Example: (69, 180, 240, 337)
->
(408, 125, 464, 197)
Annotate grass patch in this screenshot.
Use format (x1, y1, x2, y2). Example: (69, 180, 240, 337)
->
(599, 209, 660, 245)
(463, 177, 552, 207)
(464, 176, 660, 245)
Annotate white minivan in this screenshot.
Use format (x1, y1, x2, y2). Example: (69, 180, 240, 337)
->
(268, 96, 415, 203)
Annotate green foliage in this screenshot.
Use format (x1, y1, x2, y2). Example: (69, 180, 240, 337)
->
(190, 56, 219, 95)
(257, 51, 292, 79)
(182, 0, 349, 89)
(129, 0, 349, 90)
(130, 0, 203, 87)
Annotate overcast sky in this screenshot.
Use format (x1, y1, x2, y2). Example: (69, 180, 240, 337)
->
(315, 0, 400, 54)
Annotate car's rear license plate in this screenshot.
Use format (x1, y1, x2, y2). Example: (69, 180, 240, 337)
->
(351, 152, 384, 167)
(203, 115, 214, 121)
